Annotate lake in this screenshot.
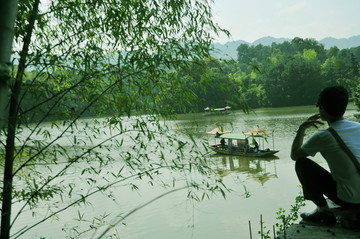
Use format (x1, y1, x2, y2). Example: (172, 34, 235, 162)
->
(9, 105, 359, 239)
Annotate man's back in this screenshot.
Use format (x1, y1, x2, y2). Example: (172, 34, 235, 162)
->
(301, 119, 360, 203)
(332, 120, 360, 163)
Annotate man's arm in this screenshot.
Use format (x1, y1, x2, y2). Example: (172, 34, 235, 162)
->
(291, 128, 308, 161)
(290, 113, 324, 161)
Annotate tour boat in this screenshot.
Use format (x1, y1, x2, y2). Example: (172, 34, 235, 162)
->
(207, 126, 279, 157)
(204, 105, 231, 115)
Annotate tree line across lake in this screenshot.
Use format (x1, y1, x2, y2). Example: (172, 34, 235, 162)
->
(21, 37, 360, 119)
(180, 37, 360, 112)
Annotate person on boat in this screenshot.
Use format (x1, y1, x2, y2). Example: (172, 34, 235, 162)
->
(220, 138, 225, 147)
(244, 138, 250, 152)
(254, 140, 259, 152)
(291, 86, 360, 224)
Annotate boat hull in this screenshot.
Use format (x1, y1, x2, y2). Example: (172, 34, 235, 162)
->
(204, 111, 231, 116)
(208, 145, 279, 157)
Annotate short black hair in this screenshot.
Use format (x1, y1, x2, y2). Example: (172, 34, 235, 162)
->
(317, 86, 348, 117)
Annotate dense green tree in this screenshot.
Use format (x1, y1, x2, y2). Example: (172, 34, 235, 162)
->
(237, 44, 272, 65)
(354, 84, 360, 110)
(327, 46, 340, 58)
(238, 75, 265, 108)
(202, 58, 243, 109)
(237, 44, 251, 64)
(252, 44, 272, 63)
(291, 37, 324, 54)
(291, 37, 326, 62)
(321, 57, 339, 86)
(258, 51, 322, 107)
(350, 46, 360, 63)
(322, 49, 360, 97)
(231, 37, 360, 109)
(178, 57, 242, 112)
(271, 41, 297, 56)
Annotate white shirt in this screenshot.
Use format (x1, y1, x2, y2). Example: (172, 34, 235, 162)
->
(301, 120, 360, 203)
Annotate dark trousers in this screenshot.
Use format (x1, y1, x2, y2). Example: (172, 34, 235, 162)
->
(295, 157, 360, 208)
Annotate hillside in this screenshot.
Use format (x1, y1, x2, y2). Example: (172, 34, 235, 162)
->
(319, 36, 360, 50)
(211, 35, 360, 60)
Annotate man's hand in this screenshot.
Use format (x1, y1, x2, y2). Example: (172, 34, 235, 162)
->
(298, 113, 324, 132)
(290, 114, 324, 161)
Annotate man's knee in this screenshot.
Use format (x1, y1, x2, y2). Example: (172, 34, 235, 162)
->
(295, 157, 310, 173)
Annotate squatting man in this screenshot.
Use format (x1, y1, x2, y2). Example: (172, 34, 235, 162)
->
(290, 86, 360, 224)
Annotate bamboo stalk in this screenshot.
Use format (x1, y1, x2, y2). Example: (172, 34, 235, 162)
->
(273, 225, 276, 239)
(248, 220, 252, 239)
(261, 214, 263, 239)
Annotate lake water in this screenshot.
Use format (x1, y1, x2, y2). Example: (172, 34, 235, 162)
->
(9, 105, 359, 239)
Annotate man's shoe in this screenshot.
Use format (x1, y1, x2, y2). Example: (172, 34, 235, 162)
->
(300, 210, 336, 225)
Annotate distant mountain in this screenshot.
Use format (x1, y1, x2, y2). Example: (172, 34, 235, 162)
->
(211, 40, 249, 60)
(211, 35, 360, 60)
(319, 36, 360, 50)
(252, 36, 291, 46)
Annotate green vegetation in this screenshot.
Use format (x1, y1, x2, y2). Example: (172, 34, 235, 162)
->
(218, 38, 360, 109)
(15, 37, 360, 118)
(258, 189, 305, 239)
(164, 37, 360, 111)
(235, 38, 360, 108)
(143, 37, 360, 111)
(1, 1, 231, 238)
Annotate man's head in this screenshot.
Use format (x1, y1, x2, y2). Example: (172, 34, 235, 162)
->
(317, 86, 348, 118)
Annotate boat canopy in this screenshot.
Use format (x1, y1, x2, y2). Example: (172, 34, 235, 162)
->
(219, 133, 245, 140)
(243, 125, 273, 137)
(204, 106, 231, 112)
(206, 127, 232, 135)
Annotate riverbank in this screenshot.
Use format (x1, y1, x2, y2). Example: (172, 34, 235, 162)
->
(280, 223, 360, 239)
(279, 206, 360, 239)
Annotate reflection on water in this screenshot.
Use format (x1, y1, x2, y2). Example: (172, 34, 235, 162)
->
(9, 105, 360, 239)
(209, 154, 279, 185)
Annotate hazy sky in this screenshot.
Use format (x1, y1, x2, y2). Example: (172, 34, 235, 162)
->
(212, 0, 360, 43)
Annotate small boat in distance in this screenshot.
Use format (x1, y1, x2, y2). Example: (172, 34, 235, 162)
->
(206, 127, 232, 135)
(207, 126, 279, 157)
(204, 105, 231, 115)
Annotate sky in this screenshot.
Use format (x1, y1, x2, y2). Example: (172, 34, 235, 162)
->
(211, 0, 360, 43)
